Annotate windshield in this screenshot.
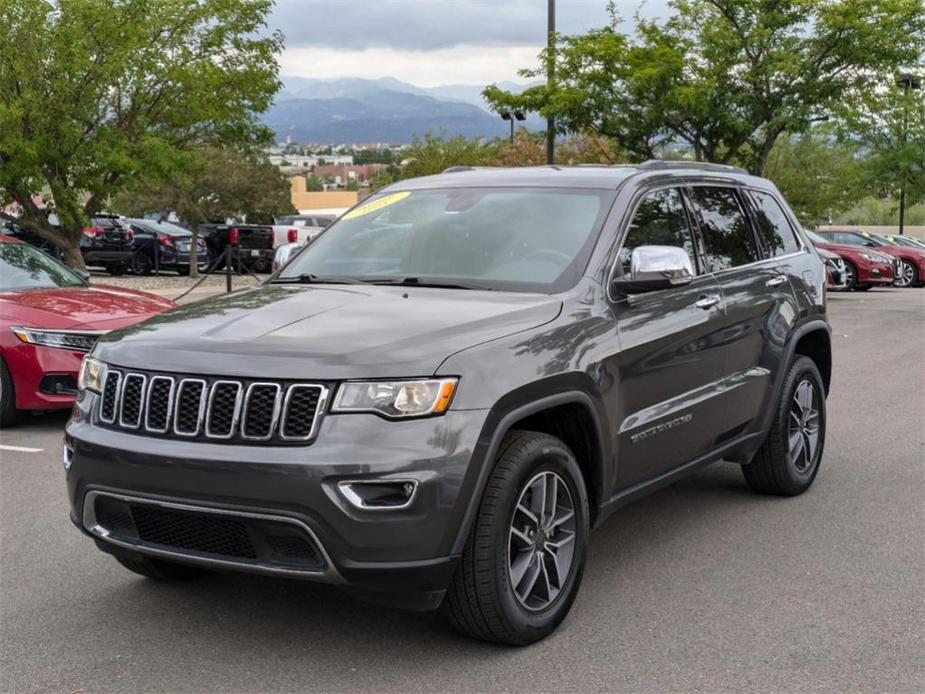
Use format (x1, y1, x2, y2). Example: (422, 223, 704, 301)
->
(805, 230, 828, 245)
(0, 243, 83, 291)
(277, 187, 614, 292)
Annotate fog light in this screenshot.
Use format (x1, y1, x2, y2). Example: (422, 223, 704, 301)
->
(337, 480, 418, 511)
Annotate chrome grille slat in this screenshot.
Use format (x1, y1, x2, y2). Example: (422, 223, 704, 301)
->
(173, 379, 207, 437)
(118, 373, 147, 429)
(99, 371, 122, 424)
(240, 383, 282, 441)
(144, 376, 175, 433)
(205, 381, 243, 439)
(95, 371, 325, 444)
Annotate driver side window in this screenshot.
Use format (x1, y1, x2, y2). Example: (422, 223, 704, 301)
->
(619, 188, 697, 275)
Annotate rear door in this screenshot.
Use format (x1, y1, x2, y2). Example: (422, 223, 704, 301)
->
(609, 186, 728, 490)
(686, 185, 800, 436)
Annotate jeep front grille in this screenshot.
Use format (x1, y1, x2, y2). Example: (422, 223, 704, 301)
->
(96, 369, 328, 444)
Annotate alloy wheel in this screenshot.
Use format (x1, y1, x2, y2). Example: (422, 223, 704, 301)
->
(894, 260, 916, 288)
(844, 263, 856, 288)
(788, 380, 821, 475)
(508, 471, 577, 611)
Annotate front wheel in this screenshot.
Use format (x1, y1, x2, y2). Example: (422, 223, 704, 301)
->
(443, 431, 589, 645)
(742, 356, 826, 496)
(894, 259, 918, 288)
(843, 261, 858, 290)
(0, 358, 24, 428)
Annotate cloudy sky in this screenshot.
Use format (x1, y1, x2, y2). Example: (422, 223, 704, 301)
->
(270, 0, 669, 87)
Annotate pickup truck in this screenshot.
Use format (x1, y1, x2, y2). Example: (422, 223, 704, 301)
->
(270, 214, 337, 249)
(198, 224, 276, 273)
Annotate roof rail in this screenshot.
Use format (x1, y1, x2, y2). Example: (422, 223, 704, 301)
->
(442, 166, 476, 173)
(637, 160, 749, 175)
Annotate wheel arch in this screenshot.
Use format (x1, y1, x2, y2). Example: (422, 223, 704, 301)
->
(449, 385, 610, 555)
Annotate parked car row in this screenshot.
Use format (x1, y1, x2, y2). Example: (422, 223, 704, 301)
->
(806, 228, 925, 291)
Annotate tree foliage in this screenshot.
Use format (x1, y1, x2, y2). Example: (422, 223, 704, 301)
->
(763, 127, 864, 225)
(484, 0, 925, 174)
(0, 0, 282, 266)
(112, 145, 295, 276)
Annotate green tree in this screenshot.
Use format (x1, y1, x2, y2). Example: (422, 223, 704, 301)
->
(0, 0, 281, 267)
(484, 0, 924, 174)
(112, 146, 295, 277)
(305, 175, 324, 192)
(844, 80, 925, 209)
(345, 178, 359, 191)
(763, 127, 864, 225)
(401, 133, 499, 179)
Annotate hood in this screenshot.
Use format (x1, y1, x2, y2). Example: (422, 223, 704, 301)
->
(0, 286, 174, 330)
(95, 283, 562, 379)
(875, 244, 925, 260)
(812, 240, 891, 262)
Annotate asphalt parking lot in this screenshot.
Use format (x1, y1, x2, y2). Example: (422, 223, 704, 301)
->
(1, 289, 923, 693)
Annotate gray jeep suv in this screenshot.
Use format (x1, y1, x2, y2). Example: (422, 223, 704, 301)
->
(66, 163, 831, 645)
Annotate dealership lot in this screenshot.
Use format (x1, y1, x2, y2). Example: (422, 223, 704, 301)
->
(1, 289, 922, 692)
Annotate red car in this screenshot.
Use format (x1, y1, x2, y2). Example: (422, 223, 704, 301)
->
(0, 235, 174, 426)
(817, 229, 925, 289)
(805, 229, 895, 291)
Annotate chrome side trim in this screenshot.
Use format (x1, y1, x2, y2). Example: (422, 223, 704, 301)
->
(143, 376, 175, 433)
(81, 490, 343, 583)
(118, 373, 148, 430)
(240, 382, 282, 441)
(204, 380, 243, 439)
(172, 378, 207, 437)
(279, 384, 329, 441)
(337, 479, 419, 512)
(98, 370, 122, 424)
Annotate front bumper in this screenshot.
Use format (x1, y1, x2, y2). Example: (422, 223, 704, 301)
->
(857, 261, 894, 285)
(65, 391, 490, 605)
(4, 341, 83, 410)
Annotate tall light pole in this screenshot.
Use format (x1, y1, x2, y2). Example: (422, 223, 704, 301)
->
(896, 72, 922, 236)
(500, 111, 526, 144)
(546, 0, 555, 164)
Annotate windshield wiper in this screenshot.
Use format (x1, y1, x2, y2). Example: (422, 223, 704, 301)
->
(270, 273, 366, 285)
(364, 277, 494, 291)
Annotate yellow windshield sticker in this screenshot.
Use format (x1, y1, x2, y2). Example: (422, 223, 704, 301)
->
(342, 191, 411, 220)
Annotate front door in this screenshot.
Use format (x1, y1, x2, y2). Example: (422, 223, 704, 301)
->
(609, 187, 729, 491)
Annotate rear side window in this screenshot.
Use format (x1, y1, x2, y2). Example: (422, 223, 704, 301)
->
(619, 188, 698, 275)
(688, 187, 758, 272)
(749, 191, 801, 257)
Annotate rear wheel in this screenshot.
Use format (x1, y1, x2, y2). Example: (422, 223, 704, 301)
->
(742, 356, 825, 496)
(443, 431, 589, 645)
(0, 358, 24, 428)
(114, 553, 211, 581)
(130, 252, 152, 275)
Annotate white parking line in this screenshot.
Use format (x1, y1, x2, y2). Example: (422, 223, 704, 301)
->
(0, 444, 44, 453)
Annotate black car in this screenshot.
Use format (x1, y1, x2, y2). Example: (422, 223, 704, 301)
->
(66, 163, 831, 645)
(1, 217, 62, 258)
(80, 214, 135, 275)
(126, 219, 210, 275)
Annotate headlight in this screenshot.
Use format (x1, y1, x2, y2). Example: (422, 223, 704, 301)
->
(11, 326, 104, 352)
(332, 378, 458, 418)
(77, 357, 107, 394)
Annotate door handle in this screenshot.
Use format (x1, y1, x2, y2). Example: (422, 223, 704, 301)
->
(695, 293, 721, 310)
(765, 274, 787, 288)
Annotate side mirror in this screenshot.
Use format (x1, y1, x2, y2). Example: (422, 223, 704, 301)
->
(72, 267, 91, 284)
(611, 245, 694, 295)
(863, 241, 877, 247)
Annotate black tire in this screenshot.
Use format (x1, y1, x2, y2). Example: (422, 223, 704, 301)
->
(443, 430, 590, 646)
(130, 252, 152, 275)
(842, 260, 858, 290)
(854, 285, 872, 291)
(105, 262, 126, 276)
(252, 258, 272, 274)
(114, 553, 211, 581)
(742, 356, 826, 496)
(175, 264, 191, 276)
(0, 358, 24, 428)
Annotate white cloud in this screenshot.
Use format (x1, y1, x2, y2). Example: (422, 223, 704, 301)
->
(279, 44, 545, 87)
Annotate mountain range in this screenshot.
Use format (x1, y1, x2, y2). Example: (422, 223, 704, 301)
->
(263, 76, 541, 144)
